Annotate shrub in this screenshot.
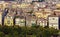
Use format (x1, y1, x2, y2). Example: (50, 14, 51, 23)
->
(0, 32, 4, 37)
(0, 25, 59, 37)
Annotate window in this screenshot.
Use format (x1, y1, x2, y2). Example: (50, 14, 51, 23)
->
(7, 21, 10, 24)
(20, 19, 25, 23)
(15, 19, 20, 25)
(31, 20, 36, 26)
(40, 23, 43, 26)
(52, 18, 55, 20)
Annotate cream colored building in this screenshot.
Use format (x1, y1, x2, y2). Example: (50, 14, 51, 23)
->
(48, 15, 59, 29)
(0, 11, 3, 25)
(15, 15, 25, 27)
(37, 18, 47, 27)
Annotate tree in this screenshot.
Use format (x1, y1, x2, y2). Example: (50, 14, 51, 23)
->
(48, 27, 59, 37)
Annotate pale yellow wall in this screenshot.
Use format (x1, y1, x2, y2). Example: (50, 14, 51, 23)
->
(4, 17, 13, 26)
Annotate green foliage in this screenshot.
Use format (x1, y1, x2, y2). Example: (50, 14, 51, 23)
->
(0, 32, 4, 37)
(0, 25, 59, 37)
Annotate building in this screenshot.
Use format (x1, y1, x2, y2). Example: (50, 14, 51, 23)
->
(0, 4, 3, 10)
(32, 0, 44, 2)
(15, 0, 22, 3)
(30, 16, 37, 26)
(43, 8, 52, 19)
(0, 0, 14, 1)
(48, 15, 59, 29)
(26, 15, 33, 27)
(23, 14, 37, 27)
(23, 0, 32, 3)
(0, 10, 3, 25)
(26, 15, 31, 27)
(37, 18, 47, 27)
(22, 3, 33, 13)
(4, 10, 16, 26)
(15, 0, 45, 4)
(17, 0, 32, 3)
(15, 8, 26, 27)
(11, 4, 17, 9)
(54, 9, 60, 16)
(15, 15, 25, 27)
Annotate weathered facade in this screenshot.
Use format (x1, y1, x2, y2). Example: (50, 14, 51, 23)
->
(48, 15, 59, 29)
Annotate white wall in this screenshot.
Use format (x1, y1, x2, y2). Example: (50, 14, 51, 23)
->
(49, 17, 59, 29)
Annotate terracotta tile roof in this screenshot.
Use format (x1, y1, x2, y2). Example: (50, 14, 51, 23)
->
(54, 12, 60, 16)
(48, 15, 58, 17)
